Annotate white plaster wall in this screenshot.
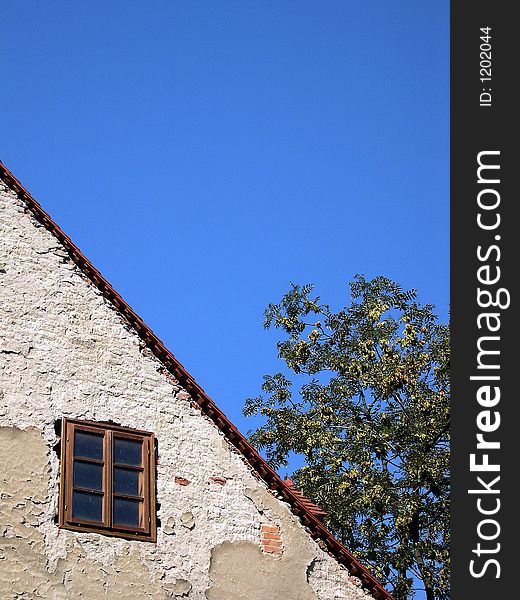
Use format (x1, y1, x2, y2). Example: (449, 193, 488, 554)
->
(0, 181, 374, 599)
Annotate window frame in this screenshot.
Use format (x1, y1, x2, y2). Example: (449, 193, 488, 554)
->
(59, 417, 156, 542)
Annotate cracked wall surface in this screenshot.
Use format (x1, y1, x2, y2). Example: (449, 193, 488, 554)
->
(0, 181, 375, 599)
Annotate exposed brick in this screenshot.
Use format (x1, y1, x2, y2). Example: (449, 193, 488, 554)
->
(260, 524, 279, 534)
(209, 476, 227, 486)
(174, 476, 191, 486)
(262, 539, 282, 546)
(260, 532, 281, 541)
(260, 522, 284, 555)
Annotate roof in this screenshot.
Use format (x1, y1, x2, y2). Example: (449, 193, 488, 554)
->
(0, 162, 393, 600)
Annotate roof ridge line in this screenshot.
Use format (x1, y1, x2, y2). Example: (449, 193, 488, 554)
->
(0, 162, 393, 600)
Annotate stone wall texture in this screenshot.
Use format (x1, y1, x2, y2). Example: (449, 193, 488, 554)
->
(0, 181, 374, 599)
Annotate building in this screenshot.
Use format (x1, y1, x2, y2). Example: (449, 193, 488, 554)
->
(0, 163, 392, 599)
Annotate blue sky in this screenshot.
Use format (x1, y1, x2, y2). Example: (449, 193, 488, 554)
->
(2, 1, 448, 462)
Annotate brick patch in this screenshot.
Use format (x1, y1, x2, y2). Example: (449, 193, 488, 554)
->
(174, 476, 191, 486)
(260, 524, 283, 555)
(209, 476, 227, 486)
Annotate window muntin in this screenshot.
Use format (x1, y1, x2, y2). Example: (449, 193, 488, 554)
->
(59, 418, 156, 541)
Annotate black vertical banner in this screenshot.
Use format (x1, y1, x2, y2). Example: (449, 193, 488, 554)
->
(451, 2, 517, 599)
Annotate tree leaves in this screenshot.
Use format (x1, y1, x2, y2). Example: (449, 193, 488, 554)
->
(244, 276, 450, 600)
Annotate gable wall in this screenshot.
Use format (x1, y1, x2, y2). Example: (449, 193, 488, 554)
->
(0, 182, 372, 599)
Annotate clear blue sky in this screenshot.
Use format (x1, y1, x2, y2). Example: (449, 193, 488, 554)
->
(2, 1, 448, 455)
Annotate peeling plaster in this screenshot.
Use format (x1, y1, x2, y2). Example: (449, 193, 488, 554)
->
(207, 541, 317, 600)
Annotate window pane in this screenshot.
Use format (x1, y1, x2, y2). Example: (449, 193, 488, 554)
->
(74, 430, 103, 460)
(114, 467, 140, 496)
(72, 491, 102, 522)
(114, 497, 141, 527)
(114, 438, 142, 466)
(73, 460, 103, 491)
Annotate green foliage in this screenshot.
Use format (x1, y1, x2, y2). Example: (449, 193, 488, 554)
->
(244, 276, 449, 600)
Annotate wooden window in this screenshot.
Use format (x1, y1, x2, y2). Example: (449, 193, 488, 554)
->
(58, 417, 156, 542)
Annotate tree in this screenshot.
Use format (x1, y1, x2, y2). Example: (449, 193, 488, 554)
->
(244, 276, 449, 600)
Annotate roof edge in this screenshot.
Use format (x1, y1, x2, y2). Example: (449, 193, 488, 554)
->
(0, 162, 393, 600)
